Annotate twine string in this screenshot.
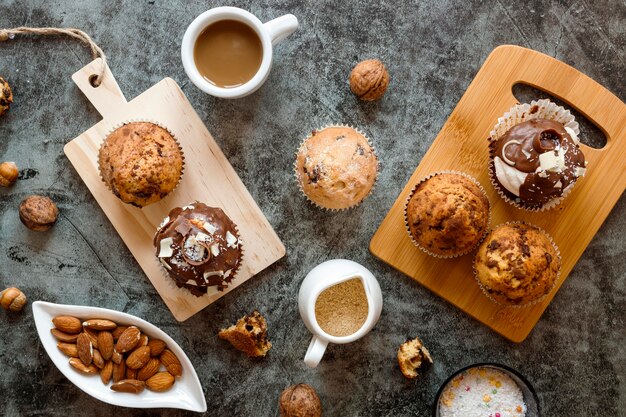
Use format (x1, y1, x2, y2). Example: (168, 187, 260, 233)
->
(0, 27, 107, 87)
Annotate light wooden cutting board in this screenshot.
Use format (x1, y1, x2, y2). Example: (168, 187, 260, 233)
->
(64, 59, 285, 321)
(370, 45, 626, 342)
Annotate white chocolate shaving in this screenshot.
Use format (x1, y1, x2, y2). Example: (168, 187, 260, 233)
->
(539, 152, 558, 171)
(574, 166, 587, 177)
(224, 269, 232, 278)
(158, 237, 174, 258)
(203, 270, 223, 279)
(226, 231, 238, 248)
(210, 244, 220, 257)
(159, 259, 172, 270)
(501, 140, 523, 166)
(158, 216, 170, 229)
(202, 222, 217, 234)
(195, 232, 211, 242)
(565, 126, 580, 145)
(185, 279, 200, 286)
(554, 180, 562, 188)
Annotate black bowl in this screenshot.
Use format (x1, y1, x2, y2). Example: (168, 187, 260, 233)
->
(433, 363, 540, 416)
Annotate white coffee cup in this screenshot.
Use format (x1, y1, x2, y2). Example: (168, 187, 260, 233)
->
(298, 259, 383, 368)
(181, 7, 298, 99)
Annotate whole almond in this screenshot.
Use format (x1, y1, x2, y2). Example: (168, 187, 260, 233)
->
(69, 357, 98, 374)
(83, 327, 99, 349)
(112, 326, 128, 341)
(139, 334, 149, 347)
(137, 358, 160, 381)
(57, 342, 79, 357)
(112, 360, 126, 383)
(115, 326, 141, 353)
(147, 339, 166, 357)
(126, 368, 138, 379)
(126, 346, 151, 369)
(76, 333, 93, 366)
(112, 350, 123, 364)
(98, 331, 114, 360)
(111, 379, 145, 394)
(51, 328, 80, 343)
(83, 319, 117, 331)
(100, 360, 113, 385)
(146, 372, 175, 392)
(93, 349, 105, 369)
(160, 349, 182, 377)
(52, 316, 82, 334)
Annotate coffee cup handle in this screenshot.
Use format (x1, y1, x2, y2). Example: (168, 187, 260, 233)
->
(304, 335, 328, 368)
(264, 14, 298, 46)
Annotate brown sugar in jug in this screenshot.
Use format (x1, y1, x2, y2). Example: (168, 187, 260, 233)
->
(314, 278, 369, 337)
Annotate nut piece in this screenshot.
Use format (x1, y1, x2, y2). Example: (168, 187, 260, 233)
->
(112, 360, 127, 383)
(279, 384, 322, 417)
(112, 326, 129, 341)
(19, 195, 59, 232)
(126, 346, 151, 370)
(112, 350, 123, 364)
(147, 339, 166, 357)
(146, 372, 175, 392)
(0, 162, 18, 187)
(0, 287, 27, 312)
(111, 379, 145, 394)
(98, 331, 114, 360)
(349, 59, 390, 101)
(160, 349, 182, 377)
(93, 349, 105, 369)
(115, 326, 141, 353)
(126, 368, 138, 380)
(83, 327, 99, 349)
(57, 342, 79, 358)
(397, 336, 433, 379)
(52, 316, 82, 334)
(0, 76, 13, 116)
(100, 360, 113, 385)
(137, 358, 160, 381)
(69, 357, 98, 374)
(51, 328, 80, 343)
(83, 319, 117, 331)
(76, 333, 94, 366)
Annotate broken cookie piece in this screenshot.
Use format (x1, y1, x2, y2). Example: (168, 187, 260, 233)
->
(397, 336, 432, 379)
(218, 311, 272, 357)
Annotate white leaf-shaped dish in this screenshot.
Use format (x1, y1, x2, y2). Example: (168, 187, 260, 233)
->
(32, 301, 207, 412)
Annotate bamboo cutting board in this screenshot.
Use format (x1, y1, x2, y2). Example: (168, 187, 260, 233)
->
(370, 45, 626, 342)
(64, 59, 285, 321)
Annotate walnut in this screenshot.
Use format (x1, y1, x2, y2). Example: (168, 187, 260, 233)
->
(349, 59, 389, 101)
(279, 384, 322, 417)
(0, 76, 13, 116)
(0, 287, 27, 312)
(19, 195, 59, 232)
(0, 161, 18, 187)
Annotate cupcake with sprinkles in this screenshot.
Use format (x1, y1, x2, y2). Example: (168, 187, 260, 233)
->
(489, 99, 587, 211)
(154, 202, 242, 297)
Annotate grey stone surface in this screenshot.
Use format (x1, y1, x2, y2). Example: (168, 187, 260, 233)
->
(0, 0, 624, 416)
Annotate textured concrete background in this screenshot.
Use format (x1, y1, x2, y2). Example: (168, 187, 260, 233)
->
(0, 0, 624, 416)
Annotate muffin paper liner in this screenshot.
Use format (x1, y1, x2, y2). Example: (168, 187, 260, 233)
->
(154, 202, 244, 298)
(98, 118, 186, 208)
(472, 220, 562, 308)
(293, 123, 380, 211)
(488, 99, 581, 212)
(403, 170, 492, 259)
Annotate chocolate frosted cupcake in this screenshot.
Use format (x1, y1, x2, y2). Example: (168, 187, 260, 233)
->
(154, 202, 242, 297)
(405, 172, 490, 258)
(489, 100, 587, 210)
(474, 222, 561, 306)
(295, 125, 378, 210)
(98, 121, 184, 207)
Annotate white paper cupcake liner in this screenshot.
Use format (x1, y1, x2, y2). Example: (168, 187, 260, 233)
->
(472, 221, 562, 308)
(98, 118, 185, 208)
(293, 123, 380, 211)
(403, 170, 492, 259)
(488, 99, 581, 212)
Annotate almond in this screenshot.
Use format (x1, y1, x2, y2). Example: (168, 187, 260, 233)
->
(115, 326, 141, 353)
(111, 379, 145, 394)
(112, 350, 123, 364)
(93, 349, 105, 369)
(139, 333, 149, 347)
(146, 372, 175, 392)
(76, 333, 93, 366)
(52, 316, 82, 334)
(147, 339, 166, 357)
(51, 328, 80, 343)
(83, 319, 117, 331)
(126, 368, 138, 380)
(126, 346, 151, 369)
(112, 360, 126, 383)
(160, 349, 182, 377)
(137, 358, 160, 381)
(100, 360, 113, 385)
(112, 326, 128, 341)
(83, 327, 99, 349)
(98, 331, 114, 360)
(69, 357, 98, 374)
(57, 342, 79, 357)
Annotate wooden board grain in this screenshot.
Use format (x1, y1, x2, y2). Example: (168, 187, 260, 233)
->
(64, 59, 285, 322)
(370, 45, 626, 342)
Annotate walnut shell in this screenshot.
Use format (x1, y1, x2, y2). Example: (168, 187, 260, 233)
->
(0, 287, 27, 312)
(0, 76, 13, 116)
(279, 384, 322, 417)
(19, 195, 59, 232)
(0, 161, 18, 187)
(349, 59, 389, 101)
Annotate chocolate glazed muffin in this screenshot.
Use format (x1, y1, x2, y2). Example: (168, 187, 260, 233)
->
(474, 222, 560, 306)
(154, 202, 242, 297)
(98, 122, 184, 207)
(490, 118, 586, 209)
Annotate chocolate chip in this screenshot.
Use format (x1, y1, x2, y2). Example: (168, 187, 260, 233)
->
(487, 240, 500, 250)
(544, 252, 552, 265)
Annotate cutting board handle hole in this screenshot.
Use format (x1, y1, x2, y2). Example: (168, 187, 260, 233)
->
(88, 74, 100, 88)
(512, 83, 607, 149)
